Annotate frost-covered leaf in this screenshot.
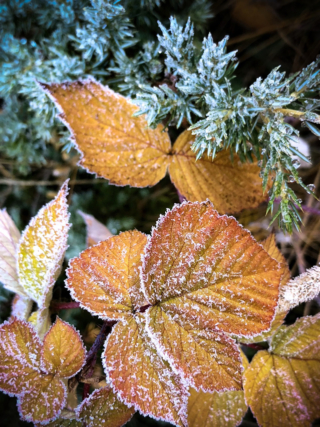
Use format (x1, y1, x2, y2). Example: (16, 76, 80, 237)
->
(278, 265, 320, 312)
(244, 313, 320, 427)
(77, 386, 135, 427)
(103, 314, 188, 427)
(142, 201, 282, 337)
(43, 79, 171, 187)
(18, 374, 66, 424)
(0, 209, 26, 296)
(169, 130, 267, 213)
(241, 234, 290, 343)
(187, 350, 248, 427)
(41, 317, 86, 378)
(78, 210, 112, 247)
(36, 418, 83, 427)
(17, 181, 70, 308)
(0, 318, 86, 424)
(146, 305, 242, 392)
(0, 318, 41, 395)
(66, 231, 148, 320)
(11, 294, 33, 321)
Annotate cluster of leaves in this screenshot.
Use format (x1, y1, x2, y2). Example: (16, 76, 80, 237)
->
(0, 180, 320, 427)
(134, 17, 320, 232)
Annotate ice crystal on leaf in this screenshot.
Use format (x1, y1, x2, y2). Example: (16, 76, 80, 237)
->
(66, 201, 282, 425)
(43, 80, 267, 214)
(17, 180, 70, 310)
(0, 317, 86, 424)
(244, 313, 320, 427)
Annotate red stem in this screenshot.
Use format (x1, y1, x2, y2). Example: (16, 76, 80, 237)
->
(241, 343, 265, 350)
(51, 301, 80, 310)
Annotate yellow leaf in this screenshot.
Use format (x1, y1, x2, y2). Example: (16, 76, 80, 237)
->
(0, 318, 41, 395)
(244, 313, 320, 427)
(66, 230, 148, 320)
(17, 181, 70, 308)
(142, 201, 282, 337)
(43, 79, 171, 187)
(78, 210, 112, 247)
(147, 305, 242, 392)
(77, 386, 135, 427)
(169, 130, 268, 213)
(0, 318, 86, 424)
(43, 81, 266, 214)
(0, 209, 26, 296)
(28, 307, 52, 339)
(188, 388, 247, 427)
(41, 317, 86, 378)
(18, 374, 67, 424)
(103, 314, 188, 427)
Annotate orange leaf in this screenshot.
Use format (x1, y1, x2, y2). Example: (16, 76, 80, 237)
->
(146, 305, 242, 392)
(66, 230, 148, 319)
(103, 314, 188, 427)
(41, 317, 86, 378)
(43, 79, 171, 187)
(18, 374, 66, 424)
(17, 180, 70, 309)
(78, 210, 112, 247)
(142, 201, 282, 337)
(169, 130, 267, 213)
(0, 318, 41, 395)
(77, 386, 135, 427)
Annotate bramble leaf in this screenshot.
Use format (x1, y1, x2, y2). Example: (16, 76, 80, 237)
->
(0, 317, 86, 424)
(17, 181, 70, 309)
(142, 201, 282, 337)
(41, 317, 86, 378)
(0, 209, 26, 296)
(77, 386, 135, 427)
(103, 314, 188, 427)
(0, 318, 41, 395)
(78, 210, 112, 247)
(187, 351, 248, 427)
(36, 418, 83, 427)
(66, 230, 148, 319)
(169, 130, 268, 213)
(18, 374, 66, 424)
(43, 79, 171, 187)
(43, 81, 266, 215)
(244, 313, 320, 427)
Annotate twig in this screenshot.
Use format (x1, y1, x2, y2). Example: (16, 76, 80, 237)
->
(0, 178, 105, 186)
(51, 301, 80, 311)
(241, 343, 265, 351)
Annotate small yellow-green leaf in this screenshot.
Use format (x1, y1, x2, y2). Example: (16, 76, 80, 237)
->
(17, 181, 70, 308)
